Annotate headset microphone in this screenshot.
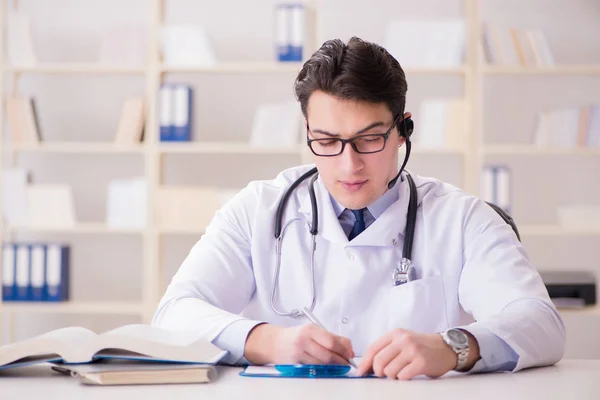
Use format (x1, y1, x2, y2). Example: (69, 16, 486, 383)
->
(387, 114, 414, 189)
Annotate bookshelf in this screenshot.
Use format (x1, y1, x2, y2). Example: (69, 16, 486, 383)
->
(11, 142, 146, 154)
(484, 66, 600, 75)
(5, 65, 146, 75)
(0, 0, 599, 356)
(158, 142, 305, 155)
(7, 223, 145, 235)
(2, 301, 144, 315)
(484, 145, 600, 156)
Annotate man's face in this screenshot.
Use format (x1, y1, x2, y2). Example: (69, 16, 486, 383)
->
(306, 91, 405, 210)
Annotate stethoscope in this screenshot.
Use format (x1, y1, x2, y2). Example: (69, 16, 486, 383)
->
(270, 116, 417, 318)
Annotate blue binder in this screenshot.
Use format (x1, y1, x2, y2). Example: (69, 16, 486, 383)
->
(275, 3, 304, 62)
(2, 242, 16, 301)
(30, 244, 47, 301)
(15, 244, 30, 301)
(159, 84, 192, 142)
(170, 84, 192, 142)
(45, 244, 69, 302)
(159, 84, 174, 141)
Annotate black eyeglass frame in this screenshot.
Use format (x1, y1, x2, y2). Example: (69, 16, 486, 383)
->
(306, 114, 401, 157)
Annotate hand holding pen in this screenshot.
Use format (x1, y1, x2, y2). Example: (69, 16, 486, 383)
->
(301, 307, 358, 368)
(244, 310, 356, 366)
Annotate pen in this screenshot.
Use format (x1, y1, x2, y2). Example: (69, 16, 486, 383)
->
(300, 307, 358, 369)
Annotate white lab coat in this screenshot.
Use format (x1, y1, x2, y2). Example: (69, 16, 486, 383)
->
(153, 165, 565, 371)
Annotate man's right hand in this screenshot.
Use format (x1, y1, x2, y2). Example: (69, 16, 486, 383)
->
(244, 323, 355, 365)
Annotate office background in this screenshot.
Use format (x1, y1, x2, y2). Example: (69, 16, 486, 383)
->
(1, 0, 599, 359)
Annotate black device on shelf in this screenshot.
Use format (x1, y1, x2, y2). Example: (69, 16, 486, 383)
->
(540, 271, 596, 308)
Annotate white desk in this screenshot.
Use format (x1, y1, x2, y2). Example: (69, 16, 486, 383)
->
(1, 359, 599, 400)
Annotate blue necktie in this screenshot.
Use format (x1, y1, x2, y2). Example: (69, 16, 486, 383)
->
(348, 208, 367, 240)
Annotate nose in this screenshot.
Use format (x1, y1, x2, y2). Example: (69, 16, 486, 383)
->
(338, 141, 364, 174)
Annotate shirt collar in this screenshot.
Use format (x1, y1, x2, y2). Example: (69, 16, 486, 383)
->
(329, 176, 401, 219)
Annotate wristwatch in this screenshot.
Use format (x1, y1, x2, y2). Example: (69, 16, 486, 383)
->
(440, 328, 470, 371)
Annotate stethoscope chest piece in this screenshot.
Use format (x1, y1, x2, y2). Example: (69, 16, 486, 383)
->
(392, 258, 416, 286)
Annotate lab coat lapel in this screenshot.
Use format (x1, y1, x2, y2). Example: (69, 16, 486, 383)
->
(297, 176, 349, 245)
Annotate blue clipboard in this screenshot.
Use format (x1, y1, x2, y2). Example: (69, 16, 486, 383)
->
(240, 364, 375, 379)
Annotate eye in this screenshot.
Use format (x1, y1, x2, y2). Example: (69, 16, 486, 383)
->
(358, 135, 383, 143)
(317, 140, 338, 147)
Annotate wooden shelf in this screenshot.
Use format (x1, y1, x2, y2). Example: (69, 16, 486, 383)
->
(519, 225, 600, 237)
(484, 145, 600, 156)
(158, 227, 206, 235)
(558, 306, 600, 317)
(484, 65, 600, 75)
(159, 142, 304, 154)
(8, 223, 145, 234)
(12, 142, 145, 154)
(160, 63, 467, 75)
(403, 66, 468, 74)
(160, 62, 304, 74)
(1, 301, 144, 315)
(411, 147, 467, 155)
(4, 64, 146, 74)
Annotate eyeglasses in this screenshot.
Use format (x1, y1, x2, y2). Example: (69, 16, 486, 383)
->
(306, 114, 400, 157)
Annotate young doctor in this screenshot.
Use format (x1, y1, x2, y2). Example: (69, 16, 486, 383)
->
(152, 37, 565, 380)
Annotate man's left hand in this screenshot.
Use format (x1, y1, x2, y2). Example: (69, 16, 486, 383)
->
(356, 329, 476, 380)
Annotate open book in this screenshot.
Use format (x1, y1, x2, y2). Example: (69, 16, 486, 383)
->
(0, 324, 227, 371)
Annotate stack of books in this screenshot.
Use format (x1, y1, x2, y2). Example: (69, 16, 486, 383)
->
(482, 24, 554, 67)
(0, 324, 227, 385)
(534, 105, 600, 148)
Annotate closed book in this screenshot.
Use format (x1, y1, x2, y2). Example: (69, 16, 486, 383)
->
(0, 324, 227, 371)
(6, 97, 42, 144)
(52, 359, 216, 385)
(115, 97, 145, 145)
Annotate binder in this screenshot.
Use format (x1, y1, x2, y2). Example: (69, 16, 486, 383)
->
(481, 165, 495, 204)
(481, 165, 512, 215)
(2, 243, 16, 301)
(495, 166, 512, 215)
(30, 244, 46, 301)
(171, 85, 192, 142)
(275, 3, 304, 62)
(275, 4, 291, 61)
(45, 244, 69, 302)
(15, 244, 30, 301)
(159, 84, 174, 141)
(289, 4, 304, 61)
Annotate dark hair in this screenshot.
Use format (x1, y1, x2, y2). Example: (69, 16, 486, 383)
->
(294, 37, 407, 119)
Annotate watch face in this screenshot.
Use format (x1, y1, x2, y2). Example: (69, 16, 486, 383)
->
(447, 329, 468, 347)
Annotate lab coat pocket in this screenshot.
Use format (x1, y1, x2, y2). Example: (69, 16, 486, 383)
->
(386, 274, 448, 334)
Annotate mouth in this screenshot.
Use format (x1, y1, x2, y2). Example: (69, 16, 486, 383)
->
(339, 180, 367, 192)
